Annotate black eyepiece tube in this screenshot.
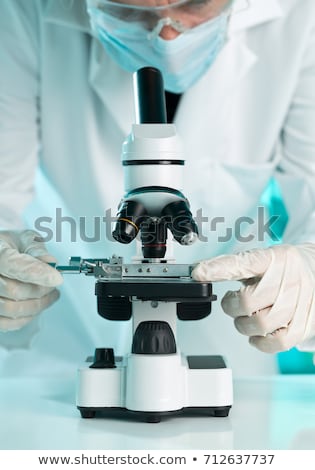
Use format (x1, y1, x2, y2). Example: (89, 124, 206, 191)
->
(133, 67, 167, 124)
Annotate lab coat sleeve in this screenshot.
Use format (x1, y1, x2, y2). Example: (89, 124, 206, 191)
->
(275, 12, 315, 245)
(0, 0, 41, 229)
(276, 14, 315, 353)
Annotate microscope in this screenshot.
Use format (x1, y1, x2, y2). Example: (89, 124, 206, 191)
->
(55, 67, 233, 422)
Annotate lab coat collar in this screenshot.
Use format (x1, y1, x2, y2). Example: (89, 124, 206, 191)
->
(173, 3, 284, 162)
(43, 1, 135, 136)
(229, 0, 283, 33)
(88, 40, 135, 136)
(174, 33, 257, 162)
(43, 0, 91, 33)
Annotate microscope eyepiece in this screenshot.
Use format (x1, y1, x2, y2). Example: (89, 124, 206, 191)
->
(134, 67, 167, 124)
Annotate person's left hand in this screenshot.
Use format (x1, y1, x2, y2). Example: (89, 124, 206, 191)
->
(191, 244, 315, 353)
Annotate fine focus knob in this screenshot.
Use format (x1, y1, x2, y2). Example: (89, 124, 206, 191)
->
(89, 348, 116, 369)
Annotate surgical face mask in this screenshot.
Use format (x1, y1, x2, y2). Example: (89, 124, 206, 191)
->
(86, 3, 230, 93)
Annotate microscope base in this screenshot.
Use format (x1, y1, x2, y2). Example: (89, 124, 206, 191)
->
(76, 353, 233, 423)
(77, 405, 231, 423)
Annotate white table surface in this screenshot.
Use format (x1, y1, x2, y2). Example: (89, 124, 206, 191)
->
(0, 375, 315, 450)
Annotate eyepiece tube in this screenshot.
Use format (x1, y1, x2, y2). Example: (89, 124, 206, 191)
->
(133, 67, 167, 124)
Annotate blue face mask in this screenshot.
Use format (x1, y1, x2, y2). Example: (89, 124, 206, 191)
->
(87, 6, 229, 94)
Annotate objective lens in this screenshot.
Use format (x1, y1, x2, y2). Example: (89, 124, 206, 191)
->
(112, 200, 147, 244)
(140, 218, 168, 258)
(162, 199, 198, 245)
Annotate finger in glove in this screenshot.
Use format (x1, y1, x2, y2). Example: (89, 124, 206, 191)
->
(0, 275, 57, 301)
(0, 288, 60, 323)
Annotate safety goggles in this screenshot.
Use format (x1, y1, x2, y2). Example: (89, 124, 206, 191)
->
(87, 0, 250, 31)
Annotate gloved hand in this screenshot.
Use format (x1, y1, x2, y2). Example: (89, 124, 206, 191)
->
(192, 244, 315, 353)
(0, 230, 63, 331)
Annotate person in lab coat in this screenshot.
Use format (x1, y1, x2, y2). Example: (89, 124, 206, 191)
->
(0, 0, 315, 376)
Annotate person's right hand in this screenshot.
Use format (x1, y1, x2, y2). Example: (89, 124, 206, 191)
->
(0, 230, 63, 331)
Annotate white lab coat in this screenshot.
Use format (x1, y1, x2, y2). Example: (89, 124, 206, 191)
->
(0, 0, 315, 377)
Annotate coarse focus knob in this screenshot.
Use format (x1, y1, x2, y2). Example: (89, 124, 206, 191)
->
(132, 321, 176, 354)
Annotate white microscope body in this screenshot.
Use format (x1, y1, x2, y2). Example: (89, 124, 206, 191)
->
(77, 300, 232, 422)
(74, 67, 233, 422)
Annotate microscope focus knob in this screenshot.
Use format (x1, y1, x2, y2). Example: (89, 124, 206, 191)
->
(132, 321, 176, 355)
(89, 348, 116, 369)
